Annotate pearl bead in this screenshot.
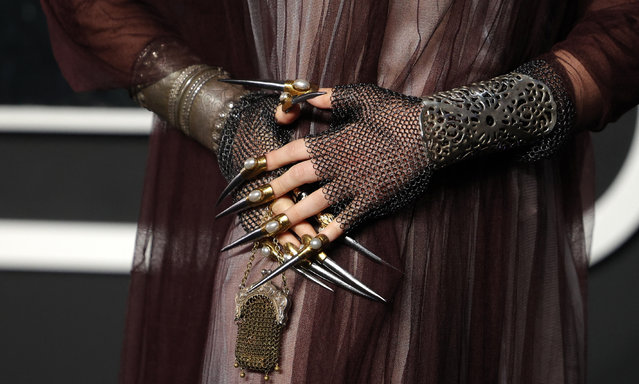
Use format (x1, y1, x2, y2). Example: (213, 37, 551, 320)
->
(244, 157, 256, 169)
(265, 220, 280, 234)
(293, 79, 310, 91)
(248, 189, 263, 202)
(260, 246, 271, 257)
(310, 237, 323, 250)
(279, 92, 289, 102)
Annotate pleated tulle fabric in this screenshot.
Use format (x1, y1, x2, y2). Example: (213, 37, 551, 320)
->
(40, 0, 639, 382)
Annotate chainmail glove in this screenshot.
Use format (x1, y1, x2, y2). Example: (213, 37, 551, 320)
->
(218, 93, 292, 231)
(306, 60, 574, 232)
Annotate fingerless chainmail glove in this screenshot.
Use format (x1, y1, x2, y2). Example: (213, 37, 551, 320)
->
(218, 93, 292, 231)
(306, 85, 432, 231)
(306, 60, 574, 231)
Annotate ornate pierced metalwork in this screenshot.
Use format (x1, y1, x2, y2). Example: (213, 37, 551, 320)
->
(420, 72, 557, 167)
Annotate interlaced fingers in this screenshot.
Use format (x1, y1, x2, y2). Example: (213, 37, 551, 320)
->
(218, 93, 291, 231)
(305, 84, 431, 231)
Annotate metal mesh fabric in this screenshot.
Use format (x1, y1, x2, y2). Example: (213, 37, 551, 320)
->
(235, 295, 283, 375)
(516, 60, 575, 162)
(305, 84, 432, 231)
(218, 93, 291, 231)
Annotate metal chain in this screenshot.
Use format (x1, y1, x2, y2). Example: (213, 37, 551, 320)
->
(240, 242, 259, 289)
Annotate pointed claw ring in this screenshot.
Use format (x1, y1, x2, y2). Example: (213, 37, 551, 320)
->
(216, 183, 275, 219)
(219, 78, 323, 112)
(220, 213, 291, 252)
(248, 234, 330, 293)
(282, 243, 379, 300)
(299, 234, 386, 303)
(257, 239, 333, 292)
(216, 155, 268, 205)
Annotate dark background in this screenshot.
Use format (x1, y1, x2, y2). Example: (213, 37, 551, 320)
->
(1, 1, 638, 383)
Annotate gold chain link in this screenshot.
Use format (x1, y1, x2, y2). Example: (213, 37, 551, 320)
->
(240, 242, 258, 289)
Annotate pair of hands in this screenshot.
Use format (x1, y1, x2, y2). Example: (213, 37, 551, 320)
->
(228, 83, 429, 251)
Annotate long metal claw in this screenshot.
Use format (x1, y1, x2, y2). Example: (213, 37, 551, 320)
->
(216, 184, 275, 219)
(248, 234, 328, 293)
(302, 262, 379, 301)
(220, 78, 321, 112)
(216, 156, 268, 206)
(220, 213, 291, 253)
(215, 197, 250, 219)
(341, 236, 402, 273)
(217, 173, 245, 206)
(318, 256, 386, 303)
(248, 254, 301, 293)
(287, 91, 326, 111)
(218, 79, 286, 92)
(220, 227, 263, 253)
(257, 238, 333, 293)
(294, 267, 334, 292)
(289, 189, 396, 271)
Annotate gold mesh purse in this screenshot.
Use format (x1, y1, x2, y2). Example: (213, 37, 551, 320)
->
(234, 246, 289, 381)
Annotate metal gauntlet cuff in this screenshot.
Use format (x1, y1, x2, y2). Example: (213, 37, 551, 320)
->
(132, 64, 248, 153)
(420, 60, 575, 167)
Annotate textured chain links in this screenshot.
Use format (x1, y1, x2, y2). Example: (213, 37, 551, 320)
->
(306, 84, 431, 231)
(218, 93, 292, 232)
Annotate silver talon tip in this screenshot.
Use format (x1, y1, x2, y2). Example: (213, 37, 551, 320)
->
(216, 173, 245, 206)
(294, 267, 334, 292)
(304, 262, 379, 301)
(290, 91, 326, 107)
(341, 236, 401, 273)
(220, 227, 264, 252)
(215, 198, 250, 219)
(248, 255, 301, 293)
(217, 79, 286, 92)
(320, 257, 386, 303)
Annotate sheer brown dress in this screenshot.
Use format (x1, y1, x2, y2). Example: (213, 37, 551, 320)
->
(42, 0, 639, 383)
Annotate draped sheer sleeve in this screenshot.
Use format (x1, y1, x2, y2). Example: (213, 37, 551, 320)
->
(550, 0, 639, 130)
(40, 0, 200, 91)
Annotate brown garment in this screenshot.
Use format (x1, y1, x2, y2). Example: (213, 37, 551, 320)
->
(41, 0, 639, 383)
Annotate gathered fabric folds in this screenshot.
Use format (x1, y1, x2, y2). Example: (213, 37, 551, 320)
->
(41, 0, 639, 382)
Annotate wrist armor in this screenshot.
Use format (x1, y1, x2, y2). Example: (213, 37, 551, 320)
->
(132, 64, 248, 153)
(420, 60, 575, 166)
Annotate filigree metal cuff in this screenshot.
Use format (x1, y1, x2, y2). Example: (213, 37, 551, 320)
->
(420, 60, 574, 167)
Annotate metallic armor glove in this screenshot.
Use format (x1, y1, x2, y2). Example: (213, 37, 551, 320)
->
(306, 60, 575, 231)
(217, 93, 292, 231)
